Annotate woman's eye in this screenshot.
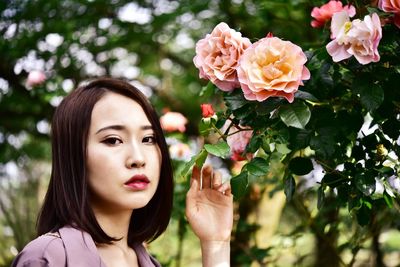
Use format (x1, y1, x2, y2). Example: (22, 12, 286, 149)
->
(143, 135, 156, 144)
(103, 137, 122, 145)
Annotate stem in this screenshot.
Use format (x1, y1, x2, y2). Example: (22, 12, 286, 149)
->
(226, 128, 253, 137)
(211, 123, 227, 140)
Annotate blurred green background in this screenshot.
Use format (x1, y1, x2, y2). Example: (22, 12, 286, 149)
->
(1, 0, 400, 266)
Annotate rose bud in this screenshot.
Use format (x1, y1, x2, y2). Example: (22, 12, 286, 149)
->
(200, 103, 215, 118)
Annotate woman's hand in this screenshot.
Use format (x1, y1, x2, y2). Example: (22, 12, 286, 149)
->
(186, 165, 233, 267)
(186, 165, 233, 242)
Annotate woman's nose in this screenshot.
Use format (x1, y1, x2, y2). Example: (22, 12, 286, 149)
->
(126, 144, 145, 168)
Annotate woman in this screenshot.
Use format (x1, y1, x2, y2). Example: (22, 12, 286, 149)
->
(12, 78, 233, 267)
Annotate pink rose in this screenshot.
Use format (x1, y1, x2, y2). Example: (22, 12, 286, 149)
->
(379, 0, 400, 13)
(237, 36, 310, 103)
(193, 22, 251, 92)
(160, 111, 188, 133)
(326, 12, 382, 65)
(378, 0, 400, 28)
(227, 126, 253, 160)
(26, 70, 46, 87)
(311, 0, 356, 28)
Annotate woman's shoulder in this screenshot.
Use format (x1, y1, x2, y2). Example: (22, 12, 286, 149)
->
(12, 232, 66, 267)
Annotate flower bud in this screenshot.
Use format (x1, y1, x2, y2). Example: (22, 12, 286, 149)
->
(200, 103, 215, 118)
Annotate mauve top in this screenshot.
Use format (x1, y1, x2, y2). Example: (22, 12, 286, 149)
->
(11, 225, 161, 267)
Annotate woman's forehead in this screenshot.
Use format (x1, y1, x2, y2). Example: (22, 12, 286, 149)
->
(90, 92, 152, 129)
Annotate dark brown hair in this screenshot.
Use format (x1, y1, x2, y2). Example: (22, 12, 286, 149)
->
(37, 77, 173, 245)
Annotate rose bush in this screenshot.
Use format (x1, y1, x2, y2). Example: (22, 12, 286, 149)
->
(185, 1, 400, 236)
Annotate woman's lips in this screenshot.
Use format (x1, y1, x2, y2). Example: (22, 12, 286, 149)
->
(124, 174, 150, 190)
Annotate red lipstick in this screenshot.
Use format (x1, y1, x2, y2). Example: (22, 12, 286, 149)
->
(124, 174, 150, 190)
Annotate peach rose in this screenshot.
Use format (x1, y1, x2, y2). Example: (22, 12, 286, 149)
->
(378, 0, 400, 28)
(237, 36, 310, 103)
(160, 111, 188, 133)
(326, 12, 382, 65)
(26, 70, 46, 87)
(193, 22, 251, 91)
(311, 0, 356, 28)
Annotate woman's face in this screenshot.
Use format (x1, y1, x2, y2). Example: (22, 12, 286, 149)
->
(86, 92, 161, 213)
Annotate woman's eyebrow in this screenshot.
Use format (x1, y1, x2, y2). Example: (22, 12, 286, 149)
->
(141, 125, 153, 131)
(95, 125, 125, 135)
(95, 124, 153, 134)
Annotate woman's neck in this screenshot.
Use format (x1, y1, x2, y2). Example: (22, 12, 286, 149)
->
(93, 208, 133, 250)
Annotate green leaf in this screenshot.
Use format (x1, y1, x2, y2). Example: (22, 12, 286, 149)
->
(279, 101, 311, 129)
(289, 157, 313, 175)
(384, 191, 394, 208)
(178, 154, 197, 180)
(356, 203, 371, 226)
(215, 115, 227, 129)
(177, 149, 208, 180)
(317, 186, 325, 209)
(284, 176, 296, 202)
(294, 90, 319, 102)
(354, 172, 376, 196)
(255, 98, 285, 115)
(224, 90, 248, 110)
(231, 172, 249, 199)
(310, 133, 336, 158)
(276, 143, 291, 155)
(322, 172, 343, 188)
(246, 135, 263, 153)
(199, 82, 215, 98)
(348, 195, 362, 212)
(359, 84, 384, 112)
(232, 104, 253, 120)
(377, 166, 394, 177)
(204, 141, 230, 158)
(246, 157, 269, 176)
(198, 119, 211, 136)
(195, 149, 208, 169)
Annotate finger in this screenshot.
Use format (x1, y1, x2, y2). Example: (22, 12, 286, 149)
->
(190, 165, 201, 188)
(217, 181, 232, 195)
(189, 177, 200, 192)
(186, 178, 198, 218)
(212, 171, 222, 189)
(201, 165, 212, 189)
